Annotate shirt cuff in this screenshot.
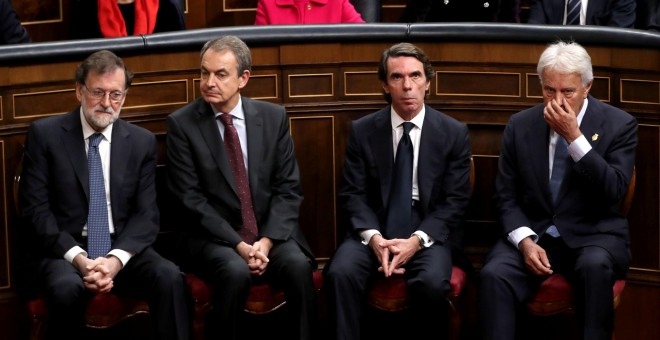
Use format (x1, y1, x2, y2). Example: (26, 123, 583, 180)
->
(108, 249, 133, 267)
(360, 229, 381, 245)
(412, 230, 435, 248)
(568, 134, 591, 162)
(64, 246, 86, 263)
(507, 226, 538, 248)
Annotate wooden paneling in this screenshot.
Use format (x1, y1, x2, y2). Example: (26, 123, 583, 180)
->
(1, 37, 659, 340)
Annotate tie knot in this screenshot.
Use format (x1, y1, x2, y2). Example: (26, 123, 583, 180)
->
(89, 133, 103, 147)
(401, 122, 414, 135)
(218, 113, 233, 127)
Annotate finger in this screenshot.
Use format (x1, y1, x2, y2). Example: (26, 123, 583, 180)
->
(391, 268, 405, 275)
(253, 251, 269, 263)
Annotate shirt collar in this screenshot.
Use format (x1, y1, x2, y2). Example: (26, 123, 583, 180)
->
(390, 105, 426, 130)
(212, 96, 245, 120)
(576, 97, 588, 126)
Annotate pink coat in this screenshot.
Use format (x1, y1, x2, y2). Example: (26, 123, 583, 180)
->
(255, 0, 365, 25)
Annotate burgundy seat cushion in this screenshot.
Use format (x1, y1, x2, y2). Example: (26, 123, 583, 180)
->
(186, 270, 323, 314)
(367, 265, 467, 311)
(27, 293, 149, 328)
(528, 273, 626, 316)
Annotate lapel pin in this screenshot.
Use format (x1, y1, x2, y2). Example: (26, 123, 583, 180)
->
(592, 133, 599, 141)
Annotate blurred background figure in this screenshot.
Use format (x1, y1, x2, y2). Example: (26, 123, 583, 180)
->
(634, 0, 660, 30)
(1, 0, 31, 44)
(527, 0, 636, 27)
(70, 0, 185, 39)
(651, 0, 660, 31)
(400, 0, 521, 23)
(255, 0, 365, 25)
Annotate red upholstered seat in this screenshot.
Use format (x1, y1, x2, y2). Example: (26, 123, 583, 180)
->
(368, 265, 467, 312)
(26, 293, 150, 339)
(366, 265, 468, 340)
(527, 273, 626, 316)
(186, 270, 324, 340)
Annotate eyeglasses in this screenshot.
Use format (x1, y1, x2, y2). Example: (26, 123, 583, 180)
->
(82, 84, 126, 103)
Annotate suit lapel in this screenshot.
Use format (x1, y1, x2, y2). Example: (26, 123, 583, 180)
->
(195, 99, 238, 195)
(526, 109, 553, 207)
(61, 110, 88, 197)
(243, 98, 263, 197)
(417, 106, 437, 207)
(369, 108, 394, 208)
(109, 120, 131, 221)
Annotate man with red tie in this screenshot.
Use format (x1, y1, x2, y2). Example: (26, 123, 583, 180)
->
(166, 35, 317, 340)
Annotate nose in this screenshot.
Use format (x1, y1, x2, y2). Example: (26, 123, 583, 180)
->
(402, 76, 413, 90)
(205, 73, 216, 87)
(100, 92, 112, 106)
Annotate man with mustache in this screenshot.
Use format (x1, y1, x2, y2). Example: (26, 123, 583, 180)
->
(18, 50, 190, 340)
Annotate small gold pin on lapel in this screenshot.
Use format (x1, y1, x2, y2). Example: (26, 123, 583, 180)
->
(307, 4, 311, 10)
(592, 133, 599, 141)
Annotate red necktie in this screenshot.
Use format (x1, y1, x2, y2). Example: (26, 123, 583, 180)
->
(218, 114, 258, 244)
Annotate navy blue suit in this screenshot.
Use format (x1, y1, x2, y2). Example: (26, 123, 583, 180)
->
(479, 95, 637, 340)
(19, 109, 189, 340)
(528, 0, 637, 27)
(324, 105, 472, 339)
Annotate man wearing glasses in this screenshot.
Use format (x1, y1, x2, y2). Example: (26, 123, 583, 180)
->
(18, 50, 190, 340)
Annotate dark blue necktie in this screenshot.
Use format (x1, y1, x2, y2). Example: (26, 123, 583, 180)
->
(566, 0, 581, 25)
(384, 122, 414, 239)
(550, 136, 569, 204)
(547, 135, 569, 237)
(87, 133, 111, 259)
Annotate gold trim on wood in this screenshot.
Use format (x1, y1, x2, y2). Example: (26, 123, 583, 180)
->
(0, 96, 3, 121)
(620, 79, 660, 105)
(248, 74, 279, 100)
(123, 79, 190, 110)
(436, 71, 521, 98)
(12, 88, 75, 120)
(21, 0, 64, 25)
(288, 73, 334, 98)
(344, 71, 381, 96)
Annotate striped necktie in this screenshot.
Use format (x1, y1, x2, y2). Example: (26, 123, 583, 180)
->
(566, 0, 581, 25)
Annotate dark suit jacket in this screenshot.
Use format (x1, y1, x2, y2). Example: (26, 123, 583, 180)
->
(527, 0, 636, 27)
(0, 0, 31, 44)
(166, 96, 315, 265)
(19, 109, 160, 261)
(495, 95, 637, 269)
(339, 105, 472, 251)
(400, 0, 521, 23)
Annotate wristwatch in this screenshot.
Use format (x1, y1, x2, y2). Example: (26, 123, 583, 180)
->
(414, 233, 425, 248)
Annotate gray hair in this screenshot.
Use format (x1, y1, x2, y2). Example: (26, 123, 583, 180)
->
(537, 40, 593, 88)
(200, 35, 252, 75)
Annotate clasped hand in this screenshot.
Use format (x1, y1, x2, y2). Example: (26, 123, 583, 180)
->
(370, 234, 421, 277)
(237, 238, 272, 276)
(74, 254, 122, 293)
